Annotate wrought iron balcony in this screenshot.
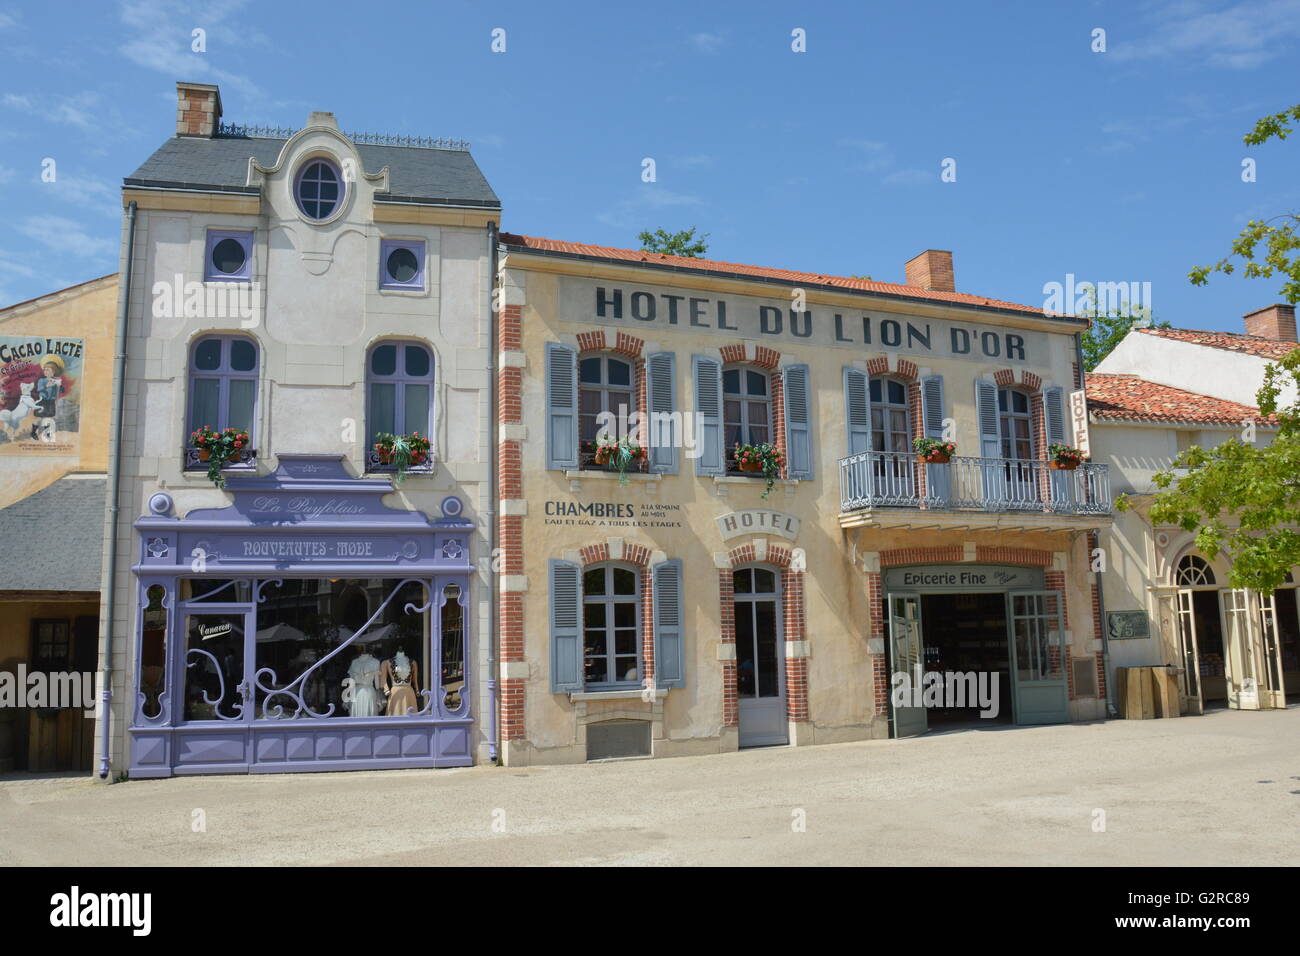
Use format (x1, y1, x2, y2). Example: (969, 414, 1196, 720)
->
(839, 450, 1111, 519)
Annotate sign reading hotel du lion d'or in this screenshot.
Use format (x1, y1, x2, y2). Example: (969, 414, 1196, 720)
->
(557, 277, 1050, 363)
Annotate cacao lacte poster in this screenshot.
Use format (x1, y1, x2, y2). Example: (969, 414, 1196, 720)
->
(0, 335, 84, 458)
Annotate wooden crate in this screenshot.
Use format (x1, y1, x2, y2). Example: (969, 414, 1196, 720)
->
(1117, 666, 1156, 719)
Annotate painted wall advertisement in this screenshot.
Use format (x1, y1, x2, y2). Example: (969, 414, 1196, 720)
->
(0, 336, 84, 458)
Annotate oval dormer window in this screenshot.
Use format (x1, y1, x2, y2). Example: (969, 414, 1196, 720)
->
(295, 158, 342, 220)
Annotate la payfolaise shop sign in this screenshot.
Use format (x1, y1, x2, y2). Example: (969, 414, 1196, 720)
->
(557, 277, 1056, 363)
(132, 456, 473, 576)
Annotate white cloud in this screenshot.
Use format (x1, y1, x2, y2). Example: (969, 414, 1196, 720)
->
(596, 187, 704, 230)
(117, 0, 266, 99)
(3, 91, 105, 133)
(17, 216, 117, 259)
(1111, 0, 1300, 69)
(689, 32, 725, 55)
(0, 10, 19, 30)
(39, 174, 121, 218)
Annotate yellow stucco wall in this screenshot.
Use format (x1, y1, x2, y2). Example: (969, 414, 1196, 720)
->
(0, 275, 117, 509)
(505, 258, 1105, 764)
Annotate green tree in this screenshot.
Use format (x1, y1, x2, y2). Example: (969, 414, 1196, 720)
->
(638, 226, 709, 258)
(1079, 295, 1170, 372)
(1190, 105, 1300, 304)
(1119, 349, 1300, 591)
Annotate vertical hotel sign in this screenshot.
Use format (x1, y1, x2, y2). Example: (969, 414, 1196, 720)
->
(1069, 389, 1090, 458)
(0, 335, 84, 458)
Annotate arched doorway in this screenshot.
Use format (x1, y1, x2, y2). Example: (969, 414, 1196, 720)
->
(1174, 554, 1226, 712)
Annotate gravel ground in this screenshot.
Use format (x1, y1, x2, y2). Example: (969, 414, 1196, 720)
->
(1, 706, 1297, 866)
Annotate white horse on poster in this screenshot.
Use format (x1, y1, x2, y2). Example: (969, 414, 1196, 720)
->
(0, 382, 39, 441)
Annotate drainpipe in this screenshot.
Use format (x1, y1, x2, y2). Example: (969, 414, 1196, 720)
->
(1075, 332, 1117, 716)
(486, 219, 500, 763)
(100, 200, 137, 778)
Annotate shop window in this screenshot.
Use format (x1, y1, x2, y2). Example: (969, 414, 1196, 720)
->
(582, 564, 641, 687)
(295, 158, 343, 220)
(379, 239, 425, 291)
(1176, 554, 1215, 586)
(579, 354, 636, 470)
(181, 578, 433, 722)
(186, 335, 258, 470)
(366, 341, 434, 472)
(723, 365, 770, 474)
(140, 586, 167, 719)
(204, 229, 253, 282)
(440, 584, 465, 710)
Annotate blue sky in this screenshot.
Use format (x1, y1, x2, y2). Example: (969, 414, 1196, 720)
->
(2, 0, 1299, 332)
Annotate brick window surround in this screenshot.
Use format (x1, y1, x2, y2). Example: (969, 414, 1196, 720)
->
(577, 541, 656, 685)
(718, 343, 788, 479)
(575, 330, 647, 473)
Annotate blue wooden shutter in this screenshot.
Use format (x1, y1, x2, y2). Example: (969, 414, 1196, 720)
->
(922, 375, 950, 506)
(549, 559, 582, 692)
(1044, 385, 1070, 508)
(645, 351, 678, 474)
(1044, 386, 1065, 446)
(922, 375, 946, 438)
(782, 364, 813, 480)
(843, 367, 871, 455)
(653, 560, 685, 689)
(976, 379, 1004, 508)
(693, 355, 724, 475)
(545, 342, 578, 470)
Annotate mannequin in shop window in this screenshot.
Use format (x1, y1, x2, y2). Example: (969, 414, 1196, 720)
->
(381, 647, 420, 716)
(343, 643, 382, 717)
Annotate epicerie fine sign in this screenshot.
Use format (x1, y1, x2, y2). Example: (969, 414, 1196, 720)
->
(884, 564, 1045, 591)
(557, 277, 1051, 363)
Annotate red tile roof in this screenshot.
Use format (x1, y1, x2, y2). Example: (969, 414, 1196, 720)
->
(499, 233, 1052, 316)
(1085, 373, 1277, 425)
(1137, 326, 1298, 360)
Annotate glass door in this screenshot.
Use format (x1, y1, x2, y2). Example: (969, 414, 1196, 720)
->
(1255, 591, 1286, 708)
(1222, 588, 1262, 710)
(1175, 589, 1203, 715)
(1007, 591, 1068, 724)
(734, 568, 787, 747)
(888, 592, 927, 738)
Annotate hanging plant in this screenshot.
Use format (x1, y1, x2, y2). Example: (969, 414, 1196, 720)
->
(1047, 442, 1084, 471)
(732, 442, 783, 498)
(913, 436, 957, 464)
(593, 433, 645, 485)
(190, 426, 250, 489)
(373, 432, 432, 484)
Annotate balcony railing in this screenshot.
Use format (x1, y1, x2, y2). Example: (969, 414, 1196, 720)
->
(839, 450, 1111, 516)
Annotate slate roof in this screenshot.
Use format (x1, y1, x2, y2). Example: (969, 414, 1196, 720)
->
(0, 476, 105, 592)
(499, 233, 1065, 318)
(125, 135, 500, 208)
(1136, 326, 1298, 361)
(1085, 373, 1277, 426)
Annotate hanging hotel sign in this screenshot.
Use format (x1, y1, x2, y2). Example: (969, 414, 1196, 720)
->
(1069, 389, 1091, 457)
(0, 335, 84, 458)
(884, 564, 1045, 591)
(557, 277, 1056, 363)
(716, 509, 800, 541)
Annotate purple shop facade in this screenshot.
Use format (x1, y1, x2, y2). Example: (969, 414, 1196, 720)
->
(128, 455, 475, 777)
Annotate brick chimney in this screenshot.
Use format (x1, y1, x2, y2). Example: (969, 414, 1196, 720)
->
(904, 249, 955, 292)
(176, 81, 222, 137)
(1243, 303, 1298, 342)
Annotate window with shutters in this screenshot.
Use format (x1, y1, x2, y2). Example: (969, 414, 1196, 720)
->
(997, 387, 1034, 460)
(366, 341, 434, 473)
(578, 354, 640, 471)
(583, 564, 641, 686)
(723, 365, 771, 474)
(869, 377, 912, 454)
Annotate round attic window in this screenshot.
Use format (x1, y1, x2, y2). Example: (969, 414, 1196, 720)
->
(295, 159, 343, 220)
